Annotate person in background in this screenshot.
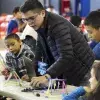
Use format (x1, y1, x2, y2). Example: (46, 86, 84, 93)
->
(7, 6, 26, 35)
(70, 15, 88, 41)
(62, 7, 73, 18)
(85, 10, 100, 60)
(20, 0, 94, 87)
(63, 62, 100, 100)
(46, 5, 59, 14)
(4, 34, 36, 81)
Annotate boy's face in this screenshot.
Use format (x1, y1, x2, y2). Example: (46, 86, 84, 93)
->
(85, 25, 100, 42)
(5, 38, 21, 54)
(14, 12, 22, 19)
(21, 10, 45, 30)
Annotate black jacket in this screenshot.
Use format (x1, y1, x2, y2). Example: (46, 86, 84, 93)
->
(36, 11, 94, 86)
(22, 35, 36, 53)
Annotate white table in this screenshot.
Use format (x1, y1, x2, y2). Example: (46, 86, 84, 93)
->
(0, 80, 76, 100)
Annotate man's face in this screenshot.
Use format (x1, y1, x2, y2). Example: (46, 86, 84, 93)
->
(5, 39, 21, 54)
(21, 10, 45, 30)
(85, 25, 100, 42)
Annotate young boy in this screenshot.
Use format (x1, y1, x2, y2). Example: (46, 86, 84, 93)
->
(4, 34, 36, 81)
(85, 10, 100, 60)
(63, 10, 100, 100)
(7, 6, 26, 34)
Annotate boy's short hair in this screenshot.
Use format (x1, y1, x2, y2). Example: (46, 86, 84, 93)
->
(20, 0, 44, 13)
(70, 15, 81, 27)
(84, 11, 100, 29)
(13, 6, 20, 14)
(5, 34, 20, 41)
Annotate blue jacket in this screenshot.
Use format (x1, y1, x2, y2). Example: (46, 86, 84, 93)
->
(62, 86, 86, 100)
(7, 19, 18, 34)
(93, 42, 100, 60)
(89, 40, 98, 49)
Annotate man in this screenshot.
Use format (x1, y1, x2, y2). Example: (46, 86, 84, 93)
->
(85, 11, 100, 60)
(20, 0, 94, 86)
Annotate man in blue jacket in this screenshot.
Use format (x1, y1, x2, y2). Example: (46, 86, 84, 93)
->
(20, 0, 94, 87)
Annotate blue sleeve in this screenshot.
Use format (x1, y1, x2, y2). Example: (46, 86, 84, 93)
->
(62, 86, 86, 100)
(7, 20, 18, 34)
(89, 40, 98, 49)
(93, 42, 100, 60)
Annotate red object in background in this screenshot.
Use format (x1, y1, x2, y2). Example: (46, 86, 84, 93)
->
(0, 15, 13, 39)
(61, 0, 70, 14)
(81, 17, 86, 32)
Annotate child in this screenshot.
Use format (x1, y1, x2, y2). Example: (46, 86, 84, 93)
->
(63, 62, 100, 100)
(85, 11, 100, 60)
(7, 6, 26, 34)
(4, 34, 36, 81)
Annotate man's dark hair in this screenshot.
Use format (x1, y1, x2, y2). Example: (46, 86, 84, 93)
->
(70, 15, 81, 27)
(84, 11, 100, 29)
(13, 6, 20, 14)
(20, 0, 44, 13)
(5, 34, 20, 41)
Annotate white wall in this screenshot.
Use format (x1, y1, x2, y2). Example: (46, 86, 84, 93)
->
(90, 0, 100, 11)
(0, 0, 45, 14)
(70, 0, 75, 14)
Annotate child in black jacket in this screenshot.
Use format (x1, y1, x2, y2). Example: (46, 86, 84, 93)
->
(4, 34, 36, 81)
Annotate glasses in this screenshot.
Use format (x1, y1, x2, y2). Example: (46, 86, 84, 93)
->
(22, 14, 38, 22)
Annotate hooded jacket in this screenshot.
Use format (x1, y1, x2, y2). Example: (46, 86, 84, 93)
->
(6, 43, 36, 78)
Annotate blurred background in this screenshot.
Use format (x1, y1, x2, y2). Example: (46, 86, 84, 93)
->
(0, 0, 100, 39)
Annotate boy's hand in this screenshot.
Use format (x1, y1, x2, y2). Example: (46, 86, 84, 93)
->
(21, 74, 29, 82)
(1, 68, 10, 77)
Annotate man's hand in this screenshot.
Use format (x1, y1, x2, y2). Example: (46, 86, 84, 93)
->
(21, 74, 29, 82)
(30, 74, 51, 88)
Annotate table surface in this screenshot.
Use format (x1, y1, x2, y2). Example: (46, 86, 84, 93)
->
(0, 80, 76, 100)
